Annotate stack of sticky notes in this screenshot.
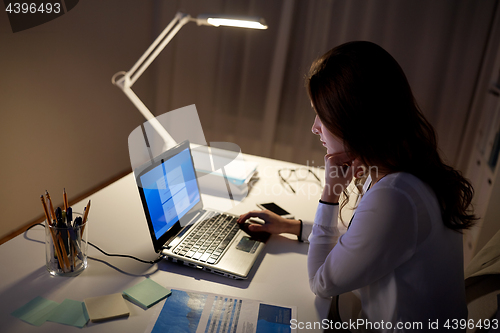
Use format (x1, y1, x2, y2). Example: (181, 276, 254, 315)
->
(11, 278, 171, 327)
(123, 278, 172, 309)
(84, 293, 130, 322)
(11, 296, 89, 328)
(11, 296, 59, 327)
(47, 299, 89, 328)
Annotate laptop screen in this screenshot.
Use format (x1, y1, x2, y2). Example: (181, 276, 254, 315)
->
(139, 146, 200, 240)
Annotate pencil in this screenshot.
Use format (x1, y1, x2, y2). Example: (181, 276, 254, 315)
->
(57, 233, 71, 271)
(42, 195, 68, 271)
(45, 191, 56, 224)
(40, 195, 51, 225)
(82, 200, 90, 223)
(54, 231, 68, 272)
(44, 192, 71, 272)
(81, 200, 90, 235)
(51, 230, 67, 272)
(63, 188, 69, 212)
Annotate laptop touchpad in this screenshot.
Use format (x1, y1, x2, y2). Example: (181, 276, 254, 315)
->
(236, 237, 260, 253)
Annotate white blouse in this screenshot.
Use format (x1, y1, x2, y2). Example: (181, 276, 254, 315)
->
(303, 172, 467, 331)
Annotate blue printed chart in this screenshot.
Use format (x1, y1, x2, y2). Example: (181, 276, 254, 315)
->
(145, 289, 296, 333)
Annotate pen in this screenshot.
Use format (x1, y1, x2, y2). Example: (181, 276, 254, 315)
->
(73, 216, 82, 228)
(68, 226, 84, 260)
(55, 207, 64, 227)
(70, 242, 75, 271)
(66, 207, 73, 225)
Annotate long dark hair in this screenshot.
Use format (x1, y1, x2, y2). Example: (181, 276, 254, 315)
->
(306, 41, 475, 231)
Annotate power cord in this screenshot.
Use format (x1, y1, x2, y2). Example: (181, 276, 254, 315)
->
(89, 240, 163, 264)
(25, 223, 163, 264)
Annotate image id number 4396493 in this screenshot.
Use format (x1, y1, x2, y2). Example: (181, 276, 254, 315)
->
(443, 319, 499, 330)
(5, 2, 61, 14)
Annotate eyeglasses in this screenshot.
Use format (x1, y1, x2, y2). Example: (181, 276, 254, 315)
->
(278, 168, 321, 193)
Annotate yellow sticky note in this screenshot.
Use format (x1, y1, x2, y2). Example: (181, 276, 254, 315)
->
(84, 293, 130, 322)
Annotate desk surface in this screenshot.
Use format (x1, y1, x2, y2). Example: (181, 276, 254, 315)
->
(0, 153, 331, 332)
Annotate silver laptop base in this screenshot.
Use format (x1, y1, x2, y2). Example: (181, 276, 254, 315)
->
(163, 255, 245, 280)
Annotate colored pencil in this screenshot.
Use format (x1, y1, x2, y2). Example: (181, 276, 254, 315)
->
(42, 194, 68, 272)
(81, 200, 90, 236)
(45, 191, 56, 224)
(63, 188, 69, 212)
(40, 195, 51, 224)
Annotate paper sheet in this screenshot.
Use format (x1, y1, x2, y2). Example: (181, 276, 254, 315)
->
(145, 289, 296, 333)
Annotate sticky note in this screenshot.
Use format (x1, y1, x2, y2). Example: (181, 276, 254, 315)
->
(47, 299, 89, 328)
(11, 296, 59, 326)
(84, 293, 130, 322)
(123, 278, 171, 309)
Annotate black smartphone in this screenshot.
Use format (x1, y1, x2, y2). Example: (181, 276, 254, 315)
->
(256, 202, 294, 219)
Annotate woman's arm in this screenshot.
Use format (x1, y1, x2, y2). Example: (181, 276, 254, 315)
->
(308, 186, 418, 298)
(237, 210, 301, 235)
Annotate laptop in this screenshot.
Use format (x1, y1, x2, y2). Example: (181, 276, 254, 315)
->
(135, 140, 269, 279)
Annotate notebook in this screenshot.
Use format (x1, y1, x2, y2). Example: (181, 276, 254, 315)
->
(135, 140, 269, 279)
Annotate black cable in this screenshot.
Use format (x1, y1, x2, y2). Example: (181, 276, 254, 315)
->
(26, 222, 45, 231)
(88, 241, 163, 264)
(25, 223, 162, 264)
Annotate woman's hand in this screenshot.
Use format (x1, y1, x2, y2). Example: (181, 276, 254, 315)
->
(237, 210, 301, 236)
(322, 152, 364, 203)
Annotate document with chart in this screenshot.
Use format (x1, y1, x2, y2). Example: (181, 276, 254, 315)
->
(145, 289, 296, 333)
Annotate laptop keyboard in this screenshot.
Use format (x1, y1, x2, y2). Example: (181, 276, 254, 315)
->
(173, 212, 239, 264)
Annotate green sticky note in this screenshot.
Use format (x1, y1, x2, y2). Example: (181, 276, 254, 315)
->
(11, 296, 59, 326)
(123, 278, 171, 309)
(47, 299, 89, 328)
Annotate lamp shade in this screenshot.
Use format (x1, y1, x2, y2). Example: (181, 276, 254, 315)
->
(196, 14, 268, 29)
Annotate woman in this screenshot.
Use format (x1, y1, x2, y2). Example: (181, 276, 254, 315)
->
(238, 41, 474, 331)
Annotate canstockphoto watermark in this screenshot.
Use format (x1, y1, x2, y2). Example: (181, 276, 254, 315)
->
(290, 319, 423, 331)
(290, 318, 499, 331)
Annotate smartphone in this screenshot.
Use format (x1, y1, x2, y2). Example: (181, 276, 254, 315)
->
(256, 202, 294, 219)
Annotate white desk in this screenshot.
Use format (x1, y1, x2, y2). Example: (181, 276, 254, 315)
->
(0, 154, 331, 332)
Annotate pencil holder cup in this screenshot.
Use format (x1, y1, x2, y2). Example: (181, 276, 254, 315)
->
(45, 214, 88, 277)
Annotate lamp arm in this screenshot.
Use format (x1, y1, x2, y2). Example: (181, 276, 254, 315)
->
(129, 12, 192, 87)
(112, 10, 267, 152)
(126, 12, 185, 81)
(112, 12, 192, 90)
(112, 11, 194, 150)
(130, 14, 191, 85)
(121, 86, 176, 148)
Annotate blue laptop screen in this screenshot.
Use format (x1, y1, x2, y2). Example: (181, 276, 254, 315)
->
(139, 148, 200, 239)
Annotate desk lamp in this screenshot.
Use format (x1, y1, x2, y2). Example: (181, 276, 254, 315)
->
(112, 11, 268, 148)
